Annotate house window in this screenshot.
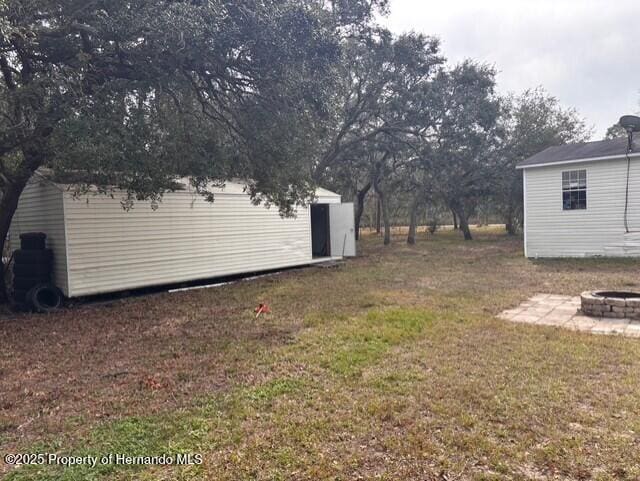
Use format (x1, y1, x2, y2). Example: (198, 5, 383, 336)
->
(562, 169, 587, 210)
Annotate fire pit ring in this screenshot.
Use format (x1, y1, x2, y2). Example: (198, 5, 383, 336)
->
(580, 291, 640, 319)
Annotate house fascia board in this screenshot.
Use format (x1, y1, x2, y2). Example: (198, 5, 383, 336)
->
(516, 152, 640, 170)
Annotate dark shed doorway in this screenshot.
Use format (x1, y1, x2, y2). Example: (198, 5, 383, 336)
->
(311, 204, 331, 257)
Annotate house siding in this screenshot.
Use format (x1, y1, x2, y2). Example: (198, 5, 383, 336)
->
(9, 179, 70, 295)
(524, 157, 640, 257)
(62, 183, 321, 297)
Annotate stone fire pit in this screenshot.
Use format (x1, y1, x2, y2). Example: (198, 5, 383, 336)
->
(580, 291, 640, 319)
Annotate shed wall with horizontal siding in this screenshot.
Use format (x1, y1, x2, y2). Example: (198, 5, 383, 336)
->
(524, 157, 640, 257)
(62, 184, 323, 297)
(9, 179, 70, 294)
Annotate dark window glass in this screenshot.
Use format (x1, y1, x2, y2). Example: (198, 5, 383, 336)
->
(562, 169, 587, 210)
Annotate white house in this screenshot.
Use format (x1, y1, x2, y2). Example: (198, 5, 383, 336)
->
(9, 178, 356, 297)
(518, 137, 640, 258)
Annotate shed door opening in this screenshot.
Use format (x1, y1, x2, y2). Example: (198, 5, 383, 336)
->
(311, 204, 330, 257)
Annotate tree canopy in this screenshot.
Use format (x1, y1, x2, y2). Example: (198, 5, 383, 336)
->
(493, 88, 591, 234)
(604, 123, 627, 140)
(1, 1, 387, 212)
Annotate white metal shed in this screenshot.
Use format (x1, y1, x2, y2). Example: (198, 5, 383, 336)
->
(518, 137, 640, 258)
(9, 178, 356, 297)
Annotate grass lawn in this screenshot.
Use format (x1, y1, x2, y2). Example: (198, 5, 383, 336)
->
(3, 227, 640, 480)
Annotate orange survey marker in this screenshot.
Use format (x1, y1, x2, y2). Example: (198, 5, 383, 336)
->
(255, 303, 271, 318)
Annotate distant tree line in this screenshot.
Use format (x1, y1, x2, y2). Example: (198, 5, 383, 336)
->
(0, 0, 590, 299)
(312, 32, 591, 243)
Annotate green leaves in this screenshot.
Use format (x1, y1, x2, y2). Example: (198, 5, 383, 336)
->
(492, 87, 591, 231)
(0, 0, 386, 214)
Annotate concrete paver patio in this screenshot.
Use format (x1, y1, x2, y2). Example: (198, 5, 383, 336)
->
(498, 293, 640, 337)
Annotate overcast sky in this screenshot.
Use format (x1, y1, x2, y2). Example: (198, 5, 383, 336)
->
(382, 0, 640, 139)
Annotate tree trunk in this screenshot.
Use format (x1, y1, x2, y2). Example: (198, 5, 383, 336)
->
(354, 181, 371, 241)
(504, 198, 517, 235)
(0, 176, 31, 302)
(407, 196, 420, 245)
(458, 211, 472, 240)
(451, 209, 458, 230)
(505, 221, 514, 235)
(375, 196, 381, 234)
(505, 215, 516, 235)
(450, 201, 472, 240)
(381, 195, 391, 245)
(0, 119, 54, 302)
(374, 182, 391, 245)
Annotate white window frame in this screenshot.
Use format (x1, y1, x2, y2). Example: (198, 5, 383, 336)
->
(561, 169, 587, 211)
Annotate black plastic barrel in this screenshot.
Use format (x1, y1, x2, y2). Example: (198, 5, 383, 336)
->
(12, 233, 53, 304)
(19, 232, 47, 250)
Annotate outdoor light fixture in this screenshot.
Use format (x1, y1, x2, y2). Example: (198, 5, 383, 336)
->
(619, 115, 640, 233)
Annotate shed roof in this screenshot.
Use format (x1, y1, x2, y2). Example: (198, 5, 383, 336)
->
(35, 173, 340, 202)
(516, 137, 640, 169)
(315, 187, 341, 198)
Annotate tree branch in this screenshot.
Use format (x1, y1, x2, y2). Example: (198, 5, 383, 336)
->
(0, 55, 16, 90)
